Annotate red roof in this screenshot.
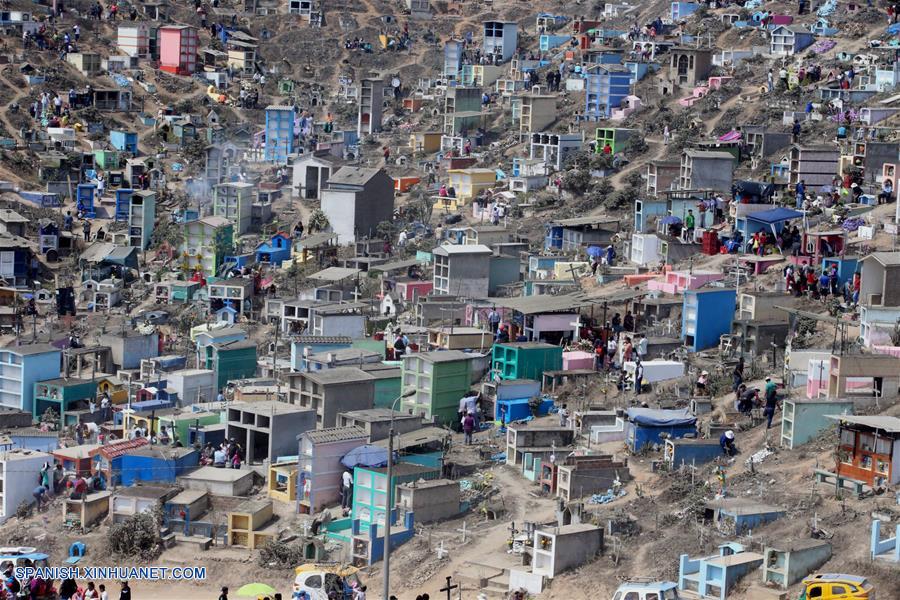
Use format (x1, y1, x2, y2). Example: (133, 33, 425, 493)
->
(99, 437, 149, 460)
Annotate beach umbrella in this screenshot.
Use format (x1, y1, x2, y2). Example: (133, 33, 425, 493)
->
(236, 583, 277, 597)
(341, 444, 390, 469)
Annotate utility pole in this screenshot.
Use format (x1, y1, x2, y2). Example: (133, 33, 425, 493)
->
(272, 322, 280, 402)
(383, 416, 395, 600)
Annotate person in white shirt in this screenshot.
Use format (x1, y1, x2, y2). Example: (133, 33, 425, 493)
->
(606, 336, 618, 369)
(636, 333, 648, 360)
(99, 584, 108, 600)
(341, 470, 353, 509)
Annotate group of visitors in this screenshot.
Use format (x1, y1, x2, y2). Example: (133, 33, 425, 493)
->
(201, 439, 243, 469)
(32, 461, 106, 510)
(783, 263, 860, 304)
(458, 391, 482, 444)
(2, 565, 127, 600)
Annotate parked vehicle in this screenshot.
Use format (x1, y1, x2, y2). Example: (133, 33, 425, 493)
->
(799, 574, 875, 600)
(611, 581, 681, 600)
(293, 564, 362, 600)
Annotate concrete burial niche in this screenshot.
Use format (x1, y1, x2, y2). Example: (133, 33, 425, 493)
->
(178, 466, 255, 496)
(531, 523, 604, 578)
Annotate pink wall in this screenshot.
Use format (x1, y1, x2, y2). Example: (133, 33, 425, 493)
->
(397, 280, 433, 301)
(563, 351, 594, 371)
(159, 28, 181, 68)
(304, 437, 366, 513)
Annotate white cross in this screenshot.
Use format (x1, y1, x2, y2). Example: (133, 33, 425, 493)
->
(570, 316, 583, 341)
(436, 540, 448, 559)
(457, 521, 468, 543)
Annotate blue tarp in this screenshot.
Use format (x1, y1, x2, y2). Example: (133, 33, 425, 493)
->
(341, 445, 390, 469)
(746, 207, 803, 224)
(626, 408, 697, 427)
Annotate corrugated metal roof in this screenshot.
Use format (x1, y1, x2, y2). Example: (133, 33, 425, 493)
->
(302, 426, 366, 444)
(291, 335, 353, 345)
(308, 267, 361, 281)
(372, 427, 450, 450)
(862, 252, 900, 267)
(100, 437, 150, 459)
(304, 366, 374, 384)
(826, 415, 900, 433)
(327, 166, 381, 186)
(490, 293, 590, 314)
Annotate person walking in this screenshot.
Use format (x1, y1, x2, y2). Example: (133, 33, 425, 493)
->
(764, 376, 779, 429)
(118, 581, 131, 600)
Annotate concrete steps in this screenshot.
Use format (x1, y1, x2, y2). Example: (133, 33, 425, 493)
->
(483, 572, 509, 594)
(174, 534, 213, 551)
(456, 561, 508, 595)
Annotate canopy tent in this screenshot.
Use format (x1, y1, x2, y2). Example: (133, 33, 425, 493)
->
(746, 207, 803, 224)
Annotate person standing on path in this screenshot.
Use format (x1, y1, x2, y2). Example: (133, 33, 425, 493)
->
(462, 412, 475, 445)
(764, 376, 779, 429)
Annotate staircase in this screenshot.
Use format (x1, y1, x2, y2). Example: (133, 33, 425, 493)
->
(455, 562, 510, 598)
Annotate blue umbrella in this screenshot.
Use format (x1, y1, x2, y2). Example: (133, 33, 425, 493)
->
(660, 215, 682, 225)
(341, 445, 390, 469)
(586, 246, 603, 257)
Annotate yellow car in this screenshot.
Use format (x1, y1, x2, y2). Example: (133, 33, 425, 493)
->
(799, 574, 875, 600)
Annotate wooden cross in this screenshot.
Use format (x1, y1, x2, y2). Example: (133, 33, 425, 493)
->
(440, 576, 458, 600)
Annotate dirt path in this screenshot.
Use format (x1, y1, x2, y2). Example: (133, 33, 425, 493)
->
(0, 69, 35, 186)
(366, 463, 560, 599)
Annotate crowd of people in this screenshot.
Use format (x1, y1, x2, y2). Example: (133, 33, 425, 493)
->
(783, 263, 860, 304)
(31, 461, 107, 511)
(1, 566, 128, 600)
(200, 438, 244, 469)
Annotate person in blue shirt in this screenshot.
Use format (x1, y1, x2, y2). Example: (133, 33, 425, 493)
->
(819, 271, 831, 298)
(795, 180, 806, 208)
(32, 485, 48, 510)
(720, 430, 737, 456)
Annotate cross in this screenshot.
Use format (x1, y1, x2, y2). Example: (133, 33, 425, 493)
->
(569, 316, 583, 342)
(435, 540, 447, 559)
(440, 576, 458, 600)
(457, 521, 467, 543)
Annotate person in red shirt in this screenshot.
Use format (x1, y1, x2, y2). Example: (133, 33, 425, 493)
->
(71, 476, 87, 500)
